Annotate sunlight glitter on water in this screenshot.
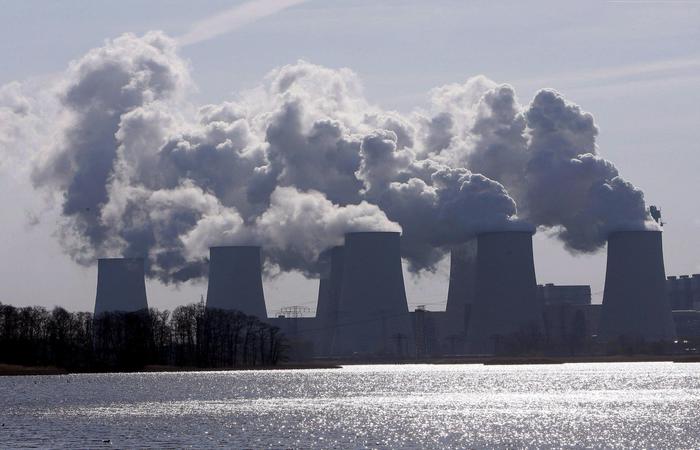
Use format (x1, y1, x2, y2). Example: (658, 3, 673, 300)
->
(1, 362, 699, 448)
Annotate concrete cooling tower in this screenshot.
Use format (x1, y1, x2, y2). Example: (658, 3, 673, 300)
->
(599, 231, 676, 342)
(94, 258, 149, 316)
(315, 246, 344, 356)
(315, 279, 331, 320)
(465, 231, 543, 354)
(443, 242, 478, 352)
(205, 246, 268, 319)
(332, 232, 414, 357)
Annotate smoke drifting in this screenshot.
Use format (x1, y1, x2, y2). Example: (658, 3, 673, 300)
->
(0, 81, 46, 174)
(463, 87, 654, 252)
(22, 32, 654, 282)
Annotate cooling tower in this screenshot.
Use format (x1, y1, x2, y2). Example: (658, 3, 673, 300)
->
(465, 231, 543, 354)
(94, 257, 149, 316)
(316, 279, 331, 320)
(443, 242, 478, 349)
(332, 232, 414, 357)
(205, 246, 268, 319)
(599, 231, 676, 342)
(315, 246, 344, 356)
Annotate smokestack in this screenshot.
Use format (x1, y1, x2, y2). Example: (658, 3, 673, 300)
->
(315, 246, 344, 356)
(465, 231, 543, 354)
(205, 246, 268, 319)
(599, 231, 676, 342)
(94, 257, 149, 316)
(443, 243, 478, 350)
(332, 232, 413, 356)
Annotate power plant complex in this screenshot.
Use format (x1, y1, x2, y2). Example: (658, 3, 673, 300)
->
(94, 228, 698, 358)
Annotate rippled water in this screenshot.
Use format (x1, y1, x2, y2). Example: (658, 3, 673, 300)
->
(1, 362, 698, 448)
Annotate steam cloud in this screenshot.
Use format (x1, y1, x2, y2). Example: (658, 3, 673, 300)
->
(16, 32, 655, 282)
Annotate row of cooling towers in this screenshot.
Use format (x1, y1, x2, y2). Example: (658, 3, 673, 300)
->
(94, 230, 677, 356)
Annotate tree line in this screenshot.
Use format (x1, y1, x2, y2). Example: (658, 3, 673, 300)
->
(0, 301, 285, 371)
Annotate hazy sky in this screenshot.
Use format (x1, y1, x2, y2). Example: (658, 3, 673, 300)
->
(1, 0, 699, 315)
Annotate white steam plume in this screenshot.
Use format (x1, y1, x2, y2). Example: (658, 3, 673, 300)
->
(21, 32, 654, 283)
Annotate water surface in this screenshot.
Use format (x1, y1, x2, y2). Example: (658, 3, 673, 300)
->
(1, 362, 698, 448)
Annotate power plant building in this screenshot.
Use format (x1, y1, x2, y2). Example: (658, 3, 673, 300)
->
(94, 257, 149, 316)
(666, 274, 700, 311)
(205, 246, 268, 319)
(599, 231, 676, 342)
(537, 283, 597, 350)
(332, 232, 414, 357)
(413, 307, 440, 358)
(672, 310, 700, 339)
(537, 284, 591, 306)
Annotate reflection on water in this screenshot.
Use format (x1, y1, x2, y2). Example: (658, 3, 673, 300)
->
(1, 363, 698, 448)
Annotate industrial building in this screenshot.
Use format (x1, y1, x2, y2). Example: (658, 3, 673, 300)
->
(94, 257, 149, 316)
(537, 284, 591, 306)
(672, 310, 700, 339)
(413, 306, 440, 358)
(667, 274, 700, 310)
(535, 284, 599, 353)
(666, 275, 700, 345)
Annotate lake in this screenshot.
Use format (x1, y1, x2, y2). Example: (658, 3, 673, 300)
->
(1, 362, 698, 448)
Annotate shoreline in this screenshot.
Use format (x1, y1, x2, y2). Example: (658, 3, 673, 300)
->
(321, 354, 700, 366)
(2, 355, 699, 376)
(0, 363, 342, 377)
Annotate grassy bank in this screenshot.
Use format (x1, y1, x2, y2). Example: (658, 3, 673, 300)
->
(0, 364, 68, 376)
(317, 354, 700, 366)
(0, 362, 341, 376)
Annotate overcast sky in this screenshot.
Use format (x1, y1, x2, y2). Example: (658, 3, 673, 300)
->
(1, 0, 698, 315)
